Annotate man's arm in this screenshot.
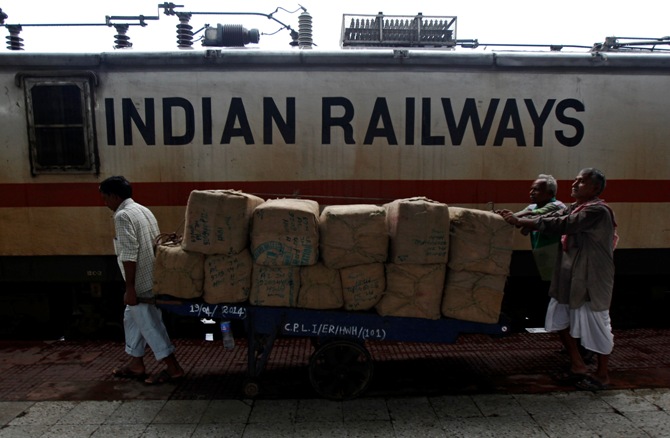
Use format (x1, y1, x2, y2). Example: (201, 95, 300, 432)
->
(115, 213, 140, 306)
(530, 202, 562, 216)
(499, 210, 540, 230)
(122, 260, 139, 306)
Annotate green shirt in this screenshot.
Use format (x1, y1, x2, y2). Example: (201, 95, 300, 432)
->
(518, 198, 566, 281)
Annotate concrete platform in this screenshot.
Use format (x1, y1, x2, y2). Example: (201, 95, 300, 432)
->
(1, 328, 669, 436)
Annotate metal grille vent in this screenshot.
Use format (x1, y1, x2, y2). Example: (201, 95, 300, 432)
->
(341, 12, 457, 48)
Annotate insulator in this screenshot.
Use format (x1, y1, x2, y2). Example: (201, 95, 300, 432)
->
(203, 24, 259, 47)
(176, 13, 193, 48)
(6, 25, 23, 50)
(223, 24, 254, 46)
(113, 24, 132, 49)
(347, 18, 355, 41)
(5, 35, 24, 50)
(298, 11, 313, 49)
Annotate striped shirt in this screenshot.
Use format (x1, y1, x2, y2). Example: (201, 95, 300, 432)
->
(112, 198, 159, 297)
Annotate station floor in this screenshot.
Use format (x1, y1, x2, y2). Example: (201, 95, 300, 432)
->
(1, 327, 669, 437)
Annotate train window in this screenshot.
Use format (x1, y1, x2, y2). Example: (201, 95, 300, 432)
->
(23, 77, 98, 175)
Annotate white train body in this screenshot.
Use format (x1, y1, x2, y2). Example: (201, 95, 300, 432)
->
(1, 49, 669, 285)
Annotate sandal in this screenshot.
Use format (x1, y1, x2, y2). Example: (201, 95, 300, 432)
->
(551, 370, 588, 385)
(144, 369, 185, 385)
(574, 376, 609, 391)
(112, 366, 147, 380)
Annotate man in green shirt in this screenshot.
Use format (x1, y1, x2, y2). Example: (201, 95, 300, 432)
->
(514, 174, 566, 281)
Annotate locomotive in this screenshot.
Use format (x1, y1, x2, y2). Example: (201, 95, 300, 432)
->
(1, 9, 669, 337)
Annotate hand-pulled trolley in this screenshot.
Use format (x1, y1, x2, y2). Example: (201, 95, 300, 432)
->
(158, 299, 509, 400)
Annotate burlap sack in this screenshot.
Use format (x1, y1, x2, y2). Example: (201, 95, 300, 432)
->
(384, 197, 450, 264)
(182, 190, 264, 255)
(251, 199, 319, 266)
(249, 264, 300, 307)
(153, 243, 204, 299)
(447, 207, 514, 275)
(376, 263, 446, 320)
(340, 263, 386, 311)
(298, 263, 343, 310)
(319, 204, 388, 269)
(441, 269, 506, 324)
(203, 249, 253, 304)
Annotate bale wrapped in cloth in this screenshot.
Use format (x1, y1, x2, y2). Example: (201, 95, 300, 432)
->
(249, 264, 300, 307)
(153, 243, 205, 299)
(447, 207, 514, 275)
(340, 263, 386, 311)
(298, 263, 343, 310)
(182, 189, 264, 255)
(203, 249, 253, 304)
(441, 269, 506, 324)
(319, 204, 388, 269)
(443, 207, 514, 324)
(251, 199, 320, 266)
(384, 197, 450, 264)
(376, 263, 446, 320)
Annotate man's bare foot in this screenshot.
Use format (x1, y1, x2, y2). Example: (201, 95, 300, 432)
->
(574, 375, 610, 391)
(112, 365, 147, 379)
(144, 369, 185, 385)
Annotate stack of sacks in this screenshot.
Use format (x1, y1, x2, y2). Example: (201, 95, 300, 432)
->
(153, 240, 205, 299)
(250, 264, 301, 307)
(376, 197, 450, 319)
(442, 207, 514, 323)
(340, 264, 386, 311)
(203, 250, 255, 304)
(441, 270, 507, 324)
(377, 264, 446, 319)
(250, 199, 320, 307)
(158, 189, 263, 302)
(320, 205, 388, 311)
(385, 197, 450, 264)
(183, 189, 264, 255)
(298, 263, 343, 309)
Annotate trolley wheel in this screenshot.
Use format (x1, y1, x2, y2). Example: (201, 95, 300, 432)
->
(308, 340, 373, 400)
(243, 379, 260, 398)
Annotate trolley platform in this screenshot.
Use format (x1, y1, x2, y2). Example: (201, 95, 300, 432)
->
(158, 298, 509, 399)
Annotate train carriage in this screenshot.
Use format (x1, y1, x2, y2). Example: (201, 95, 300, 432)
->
(1, 45, 669, 335)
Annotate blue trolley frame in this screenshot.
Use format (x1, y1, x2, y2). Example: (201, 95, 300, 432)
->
(157, 297, 509, 398)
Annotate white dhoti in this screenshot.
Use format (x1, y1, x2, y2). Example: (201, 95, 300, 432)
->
(544, 297, 614, 355)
